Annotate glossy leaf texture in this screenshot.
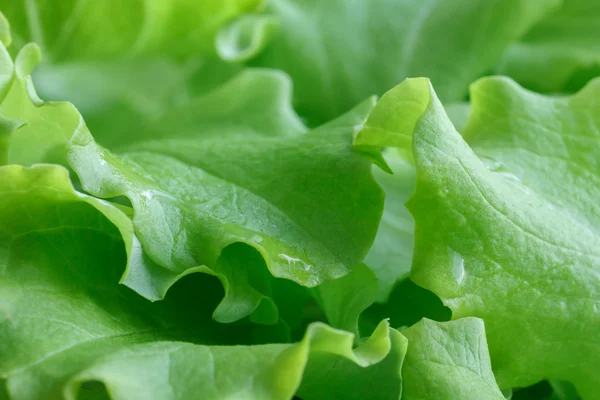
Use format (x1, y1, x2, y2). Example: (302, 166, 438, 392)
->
(355, 77, 600, 398)
(2, 36, 384, 326)
(0, 164, 407, 400)
(252, 0, 560, 123)
(497, 0, 600, 94)
(0, 165, 507, 400)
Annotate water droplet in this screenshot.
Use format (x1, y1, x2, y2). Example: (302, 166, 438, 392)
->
(492, 171, 521, 182)
(278, 254, 313, 273)
(449, 248, 466, 284)
(480, 158, 521, 182)
(250, 235, 263, 243)
(305, 274, 321, 287)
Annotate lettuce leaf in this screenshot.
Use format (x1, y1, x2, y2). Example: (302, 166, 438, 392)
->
(2, 0, 274, 138)
(2, 0, 262, 60)
(0, 164, 405, 400)
(253, 0, 560, 123)
(0, 165, 501, 399)
(3, 3, 599, 398)
(355, 77, 600, 397)
(364, 150, 415, 302)
(2, 38, 384, 326)
(402, 318, 505, 400)
(496, 0, 600, 94)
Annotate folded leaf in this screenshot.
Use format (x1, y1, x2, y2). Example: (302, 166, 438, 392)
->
(253, 0, 559, 123)
(0, 164, 404, 400)
(0, 164, 244, 399)
(2, 1, 271, 138)
(3, 0, 262, 61)
(402, 318, 505, 400)
(296, 321, 406, 400)
(3, 40, 384, 325)
(354, 77, 600, 397)
(359, 278, 451, 336)
(312, 263, 379, 335)
(496, 0, 600, 94)
(364, 150, 416, 302)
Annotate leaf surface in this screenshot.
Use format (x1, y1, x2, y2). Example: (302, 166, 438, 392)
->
(355, 77, 600, 397)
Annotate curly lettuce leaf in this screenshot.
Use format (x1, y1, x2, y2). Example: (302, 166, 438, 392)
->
(2, 0, 262, 61)
(2, 40, 384, 326)
(67, 85, 383, 305)
(355, 77, 600, 398)
(63, 321, 406, 400)
(0, 164, 241, 399)
(295, 321, 406, 400)
(312, 263, 379, 335)
(402, 318, 505, 400)
(359, 279, 451, 337)
(1, 1, 275, 137)
(496, 0, 600, 94)
(253, 0, 559, 123)
(0, 164, 405, 400)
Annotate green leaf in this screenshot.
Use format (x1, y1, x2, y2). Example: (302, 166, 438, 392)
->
(312, 263, 379, 335)
(359, 278, 451, 336)
(296, 321, 407, 400)
(3, 0, 263, 61)
(0, 13, 23, 165)
(401, 318, 505, 400)
(62, 320, 404, 400)
(67, 80, 384, 316)
(3, 41, 384, 324)
(216, 14, 278, 62)
(3, 0, 270, 141)
(0, 164, 240, 399)
(354, 77, 600, 397)
(364, 149, 416, 301)
(253, 0, 559, 123)
(549, 381, 581, 400)
(0, 164, 404, 400)
(0, 42, 78, 166)
(496, 0, 600, 94)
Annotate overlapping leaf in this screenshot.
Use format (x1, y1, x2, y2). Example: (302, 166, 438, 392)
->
(1, 0, 275, 137)
(401, 318, 505, 400)
(355, 77, 600, 398)
(2, 0, 262, 60)
(0, 164, 406, 400)
(253, 0, 559, 123)
(1, 34, 384, 326)
(497, 0, 600, 94)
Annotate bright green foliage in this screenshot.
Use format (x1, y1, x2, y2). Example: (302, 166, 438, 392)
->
(355, 77, 600, 398)
(4, 38, 384, 325)
(364, 150, 415, 302)
(1, 1, 599, 399)
(497, 0, 600, 94)
(66, 74, 384, 315)
(63, 320, 405, 400)
(1, 0, 262, 60)
(402, 318, 504, 400)
(253, 0, 559, 123)
(0, 164, 404, 400)
(1, 0, 273, 133)
(312, 263, 379, 335)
